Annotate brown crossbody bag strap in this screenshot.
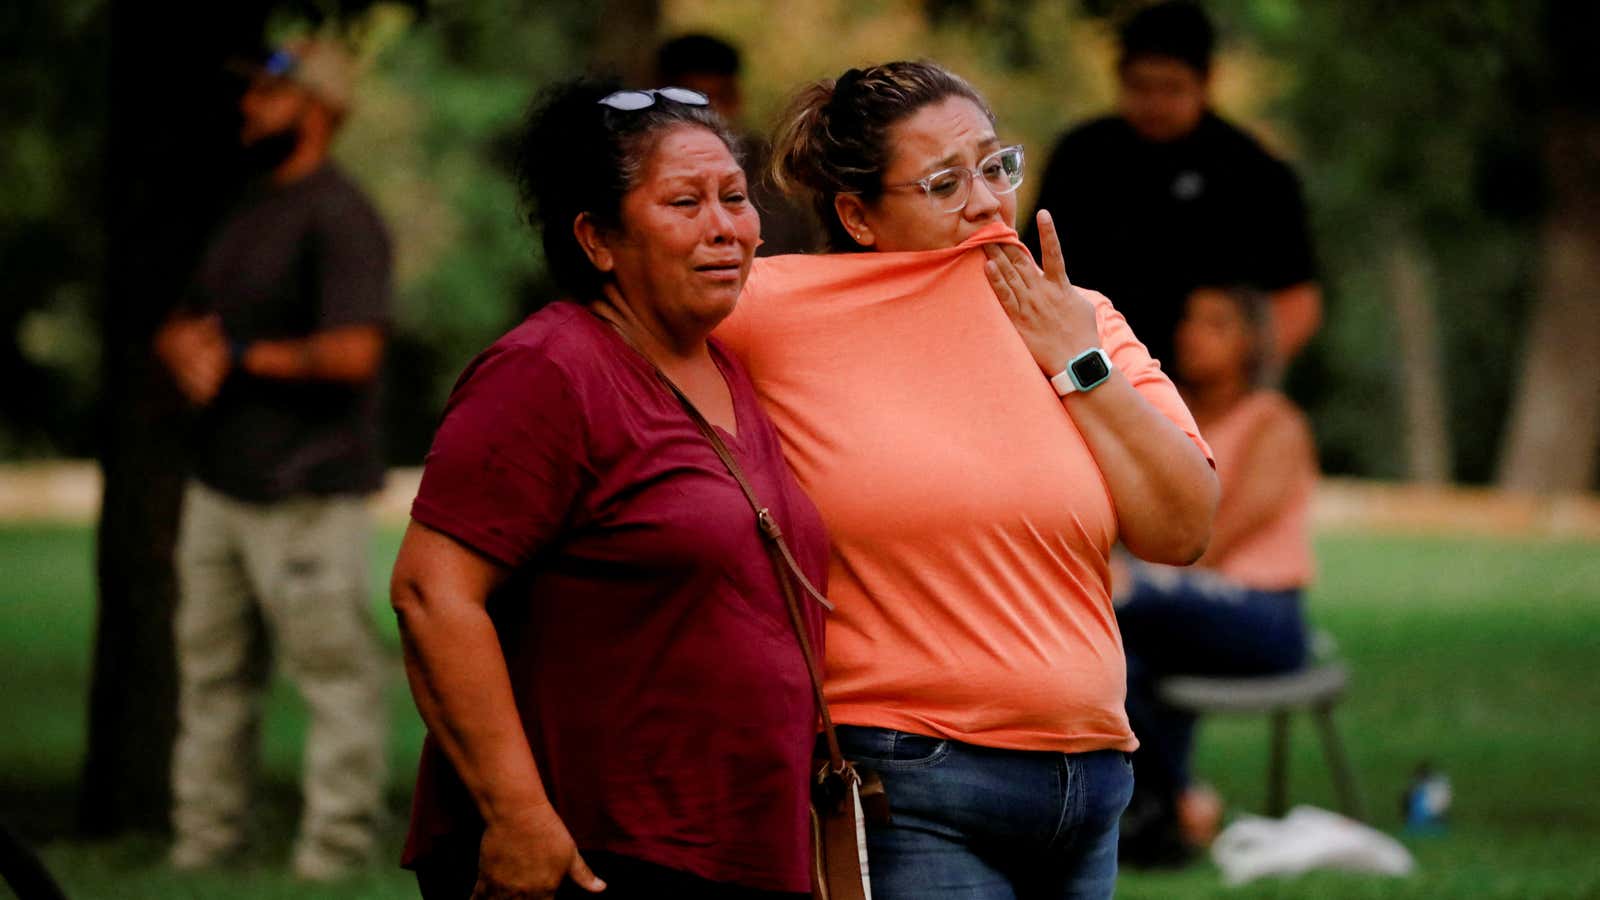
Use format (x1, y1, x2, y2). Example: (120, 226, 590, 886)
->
(593, 312, 850, 771)
(647, 358, 851, 773)
(602, 317, 881, 900)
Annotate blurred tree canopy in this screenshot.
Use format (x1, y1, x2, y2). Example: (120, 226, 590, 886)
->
(0, 0, 1587, 842)
(2, 0, 1595, 487)
(0, 0, 107, 457)
(337, 0, 604, 459)
(1211, 0, 1597, 486)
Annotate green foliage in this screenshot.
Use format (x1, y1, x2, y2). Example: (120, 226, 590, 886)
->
(1207, 0, 1551, 481)
(0, 0, 1583, 481)
(980, 0, 1560, 481)
(4, 525, 1599, 895)
(0, 0, 109, 457)
(332, 1, 600, 457)
(0, 0, 604, 462)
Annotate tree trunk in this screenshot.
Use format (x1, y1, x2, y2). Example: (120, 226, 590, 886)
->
(81, 0, 273, 836)
(1386, 230, 1453, 484)
(1497, 111, 1600, 493)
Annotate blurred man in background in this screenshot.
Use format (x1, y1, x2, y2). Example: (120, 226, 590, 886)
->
(154, 37, 391, 881)
(1025, 0, 1321, 372)
(656, 32, 821, 255)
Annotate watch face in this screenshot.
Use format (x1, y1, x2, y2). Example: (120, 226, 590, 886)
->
(1071, 351, 1110, 388)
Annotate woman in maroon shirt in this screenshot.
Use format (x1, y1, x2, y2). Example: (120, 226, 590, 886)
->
(390, 79, 828, 900)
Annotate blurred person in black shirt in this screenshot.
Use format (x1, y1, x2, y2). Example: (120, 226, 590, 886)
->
(153, 37, 391, 882)
(657, 33, 822, 255)
(1024, 1, 1320, 372)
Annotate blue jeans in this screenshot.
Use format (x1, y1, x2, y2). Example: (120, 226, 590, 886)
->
(1117, 564, 1308, 803)
(831, 726, 1134, 900)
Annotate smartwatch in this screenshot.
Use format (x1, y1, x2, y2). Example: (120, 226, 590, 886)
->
(1049, 347, 1113, 396)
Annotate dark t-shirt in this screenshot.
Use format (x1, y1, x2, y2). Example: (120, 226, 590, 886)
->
(1024, 112, 1316, 366)
(185, 164, 392, 502)
(400, 302, 831, 893)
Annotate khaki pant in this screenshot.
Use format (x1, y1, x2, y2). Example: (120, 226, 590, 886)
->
(170, 481, 387, 868)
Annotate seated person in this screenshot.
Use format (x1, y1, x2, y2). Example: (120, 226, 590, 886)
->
(1114, 283, 1318, 865)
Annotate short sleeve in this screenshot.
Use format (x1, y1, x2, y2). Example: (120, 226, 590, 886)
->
(1250, 161, 1317, 291)
(312, 191, 393, 329)
(1087, 288, 1215, 466)
(410, 342, 591, 567)
(712, 262, 763, 363)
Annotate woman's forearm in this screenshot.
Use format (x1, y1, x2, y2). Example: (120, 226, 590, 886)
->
(392, 577, 550, 824)
(1064, 372, 1219, 564)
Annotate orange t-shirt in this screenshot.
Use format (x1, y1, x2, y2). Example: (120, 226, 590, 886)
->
(716, 223, 1212, 753)
(1200, 391, 1317, 591)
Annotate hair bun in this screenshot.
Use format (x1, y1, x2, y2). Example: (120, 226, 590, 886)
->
(829, 68, 867, 111)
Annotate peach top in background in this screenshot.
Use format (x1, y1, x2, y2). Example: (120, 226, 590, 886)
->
(716, 224, 1212, 753)
(1200, 390, 1317, 591)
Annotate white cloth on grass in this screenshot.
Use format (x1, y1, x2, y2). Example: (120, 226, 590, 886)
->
(1211, 805, 1416, 886)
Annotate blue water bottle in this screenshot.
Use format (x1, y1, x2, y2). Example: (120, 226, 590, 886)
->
(1402, 762, 1451, 835)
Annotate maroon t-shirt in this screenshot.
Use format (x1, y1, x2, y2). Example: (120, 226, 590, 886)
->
(400, 301, 829, 893)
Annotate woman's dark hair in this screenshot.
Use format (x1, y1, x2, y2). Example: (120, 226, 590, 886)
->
(769, 60, 993, 253)
(1195, 283, 1273, 385)
(1119, 1, 1216, 76)
(514, 77, 739, 300)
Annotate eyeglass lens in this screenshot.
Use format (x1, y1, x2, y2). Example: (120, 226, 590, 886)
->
(926, 147, 1024, 211)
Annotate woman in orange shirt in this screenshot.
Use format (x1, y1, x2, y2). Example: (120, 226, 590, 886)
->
(1115, 284, 1318, 865)
(716, 61, 1218, 899)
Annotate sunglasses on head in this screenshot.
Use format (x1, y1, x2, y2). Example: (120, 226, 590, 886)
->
(597, 87, 711, 111)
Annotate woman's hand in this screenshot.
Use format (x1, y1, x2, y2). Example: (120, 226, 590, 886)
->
(392, 521, 604, 899)
(472, 803, 605, 899)
(981, 213, 1219, 563)
(983, 210, 1100, 375)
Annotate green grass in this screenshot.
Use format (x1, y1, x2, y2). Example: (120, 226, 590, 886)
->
(2, 525, 1598, 898)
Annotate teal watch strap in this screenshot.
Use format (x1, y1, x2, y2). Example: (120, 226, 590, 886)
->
(1049, 347, 1113, 396)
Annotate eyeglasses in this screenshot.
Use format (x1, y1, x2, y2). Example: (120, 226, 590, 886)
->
(884, 144, 1025, 213)
(597, 87, 711, 111)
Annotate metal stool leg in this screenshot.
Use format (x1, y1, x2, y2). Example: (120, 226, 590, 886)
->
(1313, 702, 1365, 821)
(1267, 709, 1290, 817)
